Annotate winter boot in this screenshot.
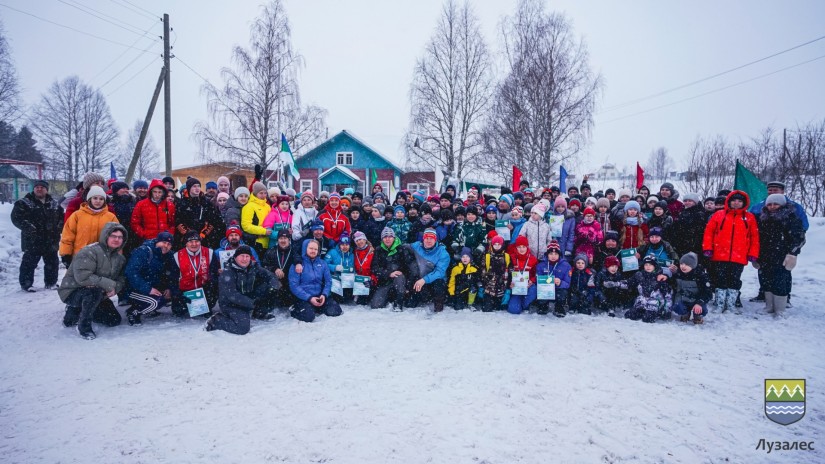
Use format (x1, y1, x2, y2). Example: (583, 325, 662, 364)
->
(727, 290, 741, 314)
(659, 309, 672, 320)
(749, 290, 765, 302)
(734, 293, 743, 308)
(680, 313, 690, 322)
(773, 295, 788, 318)
(608, 309, 616, 317)
(716, 289, 730, 313)
(763, 292, 775, 314)
(642, 310, 657, 323)
(693, 314, 704, 324)
(433, 299, 444, 313)
(126, 307, 142, 326)
(391, 301, 403, 312)
(63, 306, 81, 327)
(77, 323, 96, 340)
(554, 308, 566, 318)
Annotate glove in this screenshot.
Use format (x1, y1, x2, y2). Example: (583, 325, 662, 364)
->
(182, 296, 192, 305)
(177, 224, 188, 234)
(202, 223, 214, 237)
(335, 265, 344, 272)
(61, 255, 72, 268)
(703, 250, 712, 258)
(603, 281, 616, 288)
(751, 261, 760, 270)
(564, 251, 571, 257)
(747, 255, 758, 263)
(783, 254, 797, 271)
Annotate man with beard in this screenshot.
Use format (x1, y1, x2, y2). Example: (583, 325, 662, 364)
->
(11, 180, 63, 292)
(132, 180, 149, 202)
(175, 178, 226, 249)
(262, 229, 296, 311)
(170, 231, 218, 318)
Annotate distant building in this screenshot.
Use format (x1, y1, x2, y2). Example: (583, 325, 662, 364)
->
(0, 165, 34, 201)
(594, 163, 623, 180)
(170, 162, 253, 191)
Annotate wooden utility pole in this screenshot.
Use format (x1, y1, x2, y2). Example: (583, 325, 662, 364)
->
(163, 13, 172, 176)
(125, 67, 166, 184)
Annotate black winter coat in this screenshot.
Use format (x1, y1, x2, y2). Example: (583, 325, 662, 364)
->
(111, 193, 138, 254)
(673, 265, 711, 307)
(11, 192, 64, 253)
(671, 204, 708, 256)
(756, 204, 806, 266)
(175, 192, 226, 249)
(593, 244, 620, 272)
(362, 218, 386, 246)
(218, 258, 279, 311)
(372, 238, 418, 285)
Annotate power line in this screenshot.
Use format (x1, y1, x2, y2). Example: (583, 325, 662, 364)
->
(106, 56, 161, 97)
(99, 49, 153, 89)
(599, 53, 825, 125)
(0, 3, 156, 53)
(108, 0, 158, 21)
(58, 0, 148, 36)
(89, 20, 159, 84)
(600, 33, 825, 113)
(174, 55, 211, 85)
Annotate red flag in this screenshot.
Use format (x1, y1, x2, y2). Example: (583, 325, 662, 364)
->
(513, 165, 523, 192)
(636, 162, 644, 191)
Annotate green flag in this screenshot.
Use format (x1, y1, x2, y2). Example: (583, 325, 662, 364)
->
(734, 160, 767, 206)
(279, 134, 300, 180)
(371, 168, 378, 187)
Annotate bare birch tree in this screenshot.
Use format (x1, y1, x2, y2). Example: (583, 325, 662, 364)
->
(683, 134, 735, 199)
(30, 76, 119, 182)
(404, 0, 492, 181)
(480, 0, 602, 185)
(196, 0, 326, 172)
(783, 119, 825, 216)
(0, 21, 22, 123)
(646, 147, 672, 181)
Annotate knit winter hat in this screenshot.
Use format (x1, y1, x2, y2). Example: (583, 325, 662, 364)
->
(226, 224, 242, 238)
(646, 195, 660, 204)
(422, 228, 438, 241)
(285, 188, 297, 197)
(82, 172, 105, 190)
(485, 204, 498, 214)
(660, 182, 675, 191)
(596, 197, 611, 209)
(546, 240, 561, 254)
(585, 196, 597, 206)
(185, 177, 201, 192)
(642, 255, 658, 267)
(34, 179, 49, 189)
(277, 229, 291, 239)
(374, 203, 386, 214)
(460, 247, 472, 258)
(234, 187, 250, 200)
(605, 230, 620, 243)
(728, 192, 747, 205)
(275, 195, 290, 205)
(648, 227, 663, 237)
(766, 193, 787, 206)
(162, 176, 175, 185)
(86, 185, 107, 201)
(568, 198, 582, 209)
(267, 187, 280, 197)
(352, 231, 367, 243)
(393, 205, 406, 216)
(217, 176, 230, 186)
(499, 193, 514, 207)
(605, 188, 616, 196)
(683, 192, 701, 204)
(300, 190, 315, 201)
(532, 203, 548, 217)
(514, 235, 529, 248)
(343, 187, 355, 196)
(338, 233, 351, 245)
(440, 208, 455, 221)
(583, 207, 596, 217)
(310, 219, 325, 231)
(234, 245, 253, 259)
(340, 197, 351, 208)
(381, 227, 395, 239)
(624, 200, 641, 212)
(767, 181, 786, 190)
(251, 181, 267, 196)
(618, 189, 632, 200)
(511, 205, 524, 215)
(329, 192, 341, 200)
(183, 230, 201, 243)
(604, 255, 620, 268)
(574, 253, 589, 265)
(217, 192, 230, 201)
(132, 180, 149, 190)
(156, 231, 174, 244)
(491, 235, 504, 249)
(680, 252, 698, 269)
(206, 181, 218, 190)
(111, 181, 129, 194)
(553, 196, 567, 210)
(319, 191, 330, 199)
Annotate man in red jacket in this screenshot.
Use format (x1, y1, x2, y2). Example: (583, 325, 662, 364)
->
(171, 230, 217, 317)
(131, 179, 176, 243)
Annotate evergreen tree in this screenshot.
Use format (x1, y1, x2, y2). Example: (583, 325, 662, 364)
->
(14, 126, 42, 162)
(0, 120, 15, 158)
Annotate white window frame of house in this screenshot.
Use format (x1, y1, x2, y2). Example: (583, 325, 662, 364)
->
(407, 183, 430, 195)
(336, 152, 353, 166)
(300, 179, 313, 194)
(373, 180, 390, 196)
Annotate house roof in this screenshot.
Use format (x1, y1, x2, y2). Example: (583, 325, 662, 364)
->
(318, 165, 362, 182)
(0, 165, 29, 179)
(299, 130, 405, 174)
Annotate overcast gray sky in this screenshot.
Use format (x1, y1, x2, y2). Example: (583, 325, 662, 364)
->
(2, 0, 824, 177)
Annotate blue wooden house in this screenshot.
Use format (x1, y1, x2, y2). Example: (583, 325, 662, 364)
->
(290, 130, 434, 197)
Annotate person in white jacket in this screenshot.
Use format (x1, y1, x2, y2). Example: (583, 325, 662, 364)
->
(292, 190, 318, 242)
(518, 202, 552, 261)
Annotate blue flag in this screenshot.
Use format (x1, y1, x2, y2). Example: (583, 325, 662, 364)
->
(109, 161, 117, 180)
(559, 165, 568, 193)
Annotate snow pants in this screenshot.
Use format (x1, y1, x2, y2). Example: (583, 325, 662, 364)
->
(507, 286, 537, 314)
(713, 261, 744, 290)
(65, 287, 122, 329)
(406, 278, 447, 311)
(672, 301, 708, 317)
(20, 246, 59, 289)
(291, 298, 343, 322)
(370, 275, 407, 309)
(209, 305, 252, 335)
(537, 288, 568, 314)
(569, 290, 593, 314)
(760, 264, 792, 297)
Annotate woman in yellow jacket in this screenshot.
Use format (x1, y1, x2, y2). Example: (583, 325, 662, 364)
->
(241, 181, 272, 253)
(59, 185, 119, 267)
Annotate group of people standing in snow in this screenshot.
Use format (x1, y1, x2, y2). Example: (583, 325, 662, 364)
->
(10, 168, 806, 340)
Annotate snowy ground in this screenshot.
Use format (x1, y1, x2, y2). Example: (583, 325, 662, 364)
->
(0, 203, 823, 463)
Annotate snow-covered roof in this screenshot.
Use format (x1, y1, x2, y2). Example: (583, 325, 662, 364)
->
(318, 165, 362, 182)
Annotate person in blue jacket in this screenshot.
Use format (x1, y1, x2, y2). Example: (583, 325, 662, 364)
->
(535, 240, 571, 316)
(289, 239, 342, 322)
(324, 232, 355, 303)
(748, 181, 808, 303)
(123, 231, 175, 326)
(550, 196, 577, 262)
(407, 227, 450, 312)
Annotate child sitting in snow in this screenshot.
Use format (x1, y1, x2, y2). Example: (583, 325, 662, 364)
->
(593, 230, 621, 272)
(671, 252, 711, 324)
(623, 255, 673, 323)
(535, 240, 572, 316)
(568, 253, 595, 315)
(448, 247, 480, 310)
(593, 255, 631, 317)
